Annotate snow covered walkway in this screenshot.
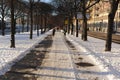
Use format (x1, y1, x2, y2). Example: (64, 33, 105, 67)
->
(66, 33, 120, 80)
(0, 30, 52, 75)
(0, 30, 120, 80)
(36, 32, 76, 80)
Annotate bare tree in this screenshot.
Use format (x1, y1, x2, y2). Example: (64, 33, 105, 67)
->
(26, 12, 30, 32)
(52, 0, 100, 39)
(0, 0, 10, 36)
(34, 1, 54, 34)
(81, 0, 100, 41)
(105, 0, 120, 51)
(14, 1, 27, 33)
(52, 0, 77, 35)
(9, 0, 27, 48)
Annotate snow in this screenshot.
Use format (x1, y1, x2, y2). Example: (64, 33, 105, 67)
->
(0, 30, 52, 75)
(66, 33, 120, 80)
(0, 30, 120, 80)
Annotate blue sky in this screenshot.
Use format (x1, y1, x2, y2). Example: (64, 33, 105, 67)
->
(41, 0, 51, 3)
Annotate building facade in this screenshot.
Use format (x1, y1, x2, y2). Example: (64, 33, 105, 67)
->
(88, 1, 120, 33)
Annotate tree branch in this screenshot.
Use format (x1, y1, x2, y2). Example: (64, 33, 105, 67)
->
(86, 0, 100, 10)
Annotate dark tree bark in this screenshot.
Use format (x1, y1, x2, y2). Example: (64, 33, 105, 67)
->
(1, 16, 5, 36)
(68, 17, 71, 34)
(105, 0, 120, 51)
(44, 16, 47, 32)
(76, 18, 79, 37)
(37, 10, 39, 36)
(105, 14, 114, 51)
(43, 15, 45, 33)
(30, 0, 34, 39)
(70, 12, 74, 35)
(40, 14, 43, 34)
(74, 0, 78, 37)
(10, 0, 15, 48)
(27, 13, 30, 32)
(0, 0, 7, 36)
(81, 0, 87, 41)
(71, 22, 74, 35)
(14, 19, 16, 34)
(21, 17, 25, 32)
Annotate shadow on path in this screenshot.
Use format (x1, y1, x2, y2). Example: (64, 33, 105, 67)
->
(0, 35, 53, 80)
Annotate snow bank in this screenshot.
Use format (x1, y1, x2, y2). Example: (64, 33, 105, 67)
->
(0, 30, 52, 75)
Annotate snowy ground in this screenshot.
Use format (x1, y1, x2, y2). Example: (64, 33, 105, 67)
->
(0, 30, 120, 80)
(0, 30, 52, 75)
(66, 33, 120, 80)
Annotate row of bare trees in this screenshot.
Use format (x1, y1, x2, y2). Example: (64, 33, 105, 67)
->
(0, 0, 9, 36)
(52, 0, 120, 51)
(0, 0, 54, 48)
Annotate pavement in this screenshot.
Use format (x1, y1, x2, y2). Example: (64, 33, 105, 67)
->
(36, 32, 76, 80)
(66, 32, 120, 80)
(0, 31, 110, 80)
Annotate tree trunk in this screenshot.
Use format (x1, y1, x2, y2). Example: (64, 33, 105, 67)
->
(30, 2, 33, 39)
(68, 17, 70, 34)
(75, 13, 78, 37)
(43, 15, 46, 33)
(76, 19, 78, 37)
(1, 17, 5, 36)
(71, 22, 74, 35)
(37, 24, 39, 36)
(37, 11, 39, 36)
(1, 0, 5, 36)
(105, 1, 119, 51)
(10, 0, 15, 48)
(82, 11, 87, 41)
(74, 0, 78, 37)
(14, 19, 16, 34)
(105, 14, 114, 51)
(27, 13, 29, 32)
(22, 17, 25, 32)
(40, 14, 43, 34)
(82, 0, 87, 41)
(44, 16, 47, 32)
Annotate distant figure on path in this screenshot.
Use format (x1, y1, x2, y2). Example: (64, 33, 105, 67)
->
(52, 28, 56, 36)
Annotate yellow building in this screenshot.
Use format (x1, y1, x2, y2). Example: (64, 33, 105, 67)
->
(88, 1, 120, 33)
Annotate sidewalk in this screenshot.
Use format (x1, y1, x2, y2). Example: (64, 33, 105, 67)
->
(0, 31, 119, 80)
(1, 31, 110, 80)
(0, 30, 51, 76)
(66, 33, 120, 80)
(36, 32, 76, 80)
(0, 32, 76, 80)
